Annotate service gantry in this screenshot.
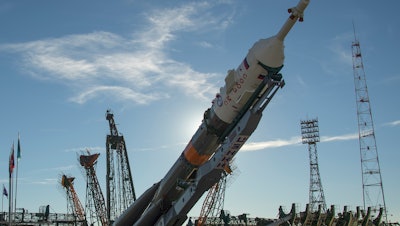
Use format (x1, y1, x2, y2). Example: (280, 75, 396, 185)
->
(105, 109, 136, 223)
(80, 152, 109, 226)
(197, 172, 228, 226)
(351, 29, 387, 220)
(60, 174, 87, 224)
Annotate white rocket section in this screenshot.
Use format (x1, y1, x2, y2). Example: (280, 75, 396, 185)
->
(211, 0, 309, 124)
(212, 36, 284, 124)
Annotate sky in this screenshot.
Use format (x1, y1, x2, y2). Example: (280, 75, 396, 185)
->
(0, 0, 399, 224)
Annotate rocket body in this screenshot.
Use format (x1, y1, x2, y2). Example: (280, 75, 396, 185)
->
(150, 35, 285, 217)
(114, 0, 309, 225)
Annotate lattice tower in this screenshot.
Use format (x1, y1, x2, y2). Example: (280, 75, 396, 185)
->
(197, 172, 227, 226)
(80, 152, 109, 226)
(351, 31, 387, 221)
(61, 175, 86, 223)
(105, 109, 136, 223)
(300, 118, 327, 213)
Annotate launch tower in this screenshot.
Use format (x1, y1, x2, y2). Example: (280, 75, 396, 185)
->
(300, 118, 327, 213)
(351, 31, 387, 220)
(105, 109, 136, 223)
(60, 175, 87, 224)
(80, 152, 109, 226)
(197, 173, 228, 226)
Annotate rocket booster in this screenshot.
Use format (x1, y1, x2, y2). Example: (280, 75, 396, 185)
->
(114, 0, 309, 225)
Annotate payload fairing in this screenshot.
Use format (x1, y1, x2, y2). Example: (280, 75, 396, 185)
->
(114, 0, 310, 225)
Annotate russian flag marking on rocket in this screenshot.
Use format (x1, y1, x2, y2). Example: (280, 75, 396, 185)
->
(258, 74, 266, 79)
(243, 58, 249, 69)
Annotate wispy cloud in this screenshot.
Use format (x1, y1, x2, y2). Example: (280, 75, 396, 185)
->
(31, 178, 58, 185)
(320, 133, 358, 142)
(384, 120, 400, 127)
(241, 132, 358, 152)
(33, 164, 78, 173)
(320, 32, 354, 76)
(64, 146, 105, 153)
(329, 33, 354, 66)
(242, 136, 301, 152)
(69, 85, 169, 105)
(0, 2, 234, 105)
(129, 133, 360, 154)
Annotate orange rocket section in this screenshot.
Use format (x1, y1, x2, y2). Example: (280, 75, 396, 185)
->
(183, 142, 211, 166)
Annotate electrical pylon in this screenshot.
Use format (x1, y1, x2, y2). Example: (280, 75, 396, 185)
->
(351, 29, 387, 221)
(300, 118, 327, 213)
(105, 109, 136, 223)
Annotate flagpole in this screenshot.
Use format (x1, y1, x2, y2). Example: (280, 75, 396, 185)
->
(14, 133, 21, 218)
(14, 157, 18, 216)
(9, 172, 13, 226)
(9, 142, 14, 226)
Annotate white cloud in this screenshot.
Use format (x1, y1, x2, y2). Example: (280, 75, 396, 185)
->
(242, 136, 301, 152)
(320, 32, 354, 76)
(69, 85, 168, 104)
(198, 41, 213, 48)
(241, 132, 359, 152)
(64, 146, 105, 153)
(320, 133, 358, 142)
(0, 2, 234, 105)
(32, 178, 58, 185)
(384, 120, 400, 127)
(329, 33, 354, 67)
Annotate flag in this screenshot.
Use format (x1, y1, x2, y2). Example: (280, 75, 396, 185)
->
(3, 185, 7, 198)
(9, 143, 15, 175)
(17, 133, 21, 160)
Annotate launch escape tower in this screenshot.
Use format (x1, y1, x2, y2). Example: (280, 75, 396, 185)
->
(300, 118, 327, 213)
(351, 32, 387, 220)
(80, 152, 109, 226)
(105, 109, 136, 223)
(61, 175, 87, 224)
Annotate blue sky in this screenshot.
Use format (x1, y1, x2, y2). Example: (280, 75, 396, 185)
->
(1, 0, 399, 223)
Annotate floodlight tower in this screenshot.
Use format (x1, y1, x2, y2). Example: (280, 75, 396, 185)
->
(351, 30, 387, 220)
(300, 118, 327, 213)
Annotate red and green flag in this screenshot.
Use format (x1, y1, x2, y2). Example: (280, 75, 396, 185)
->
(17, 133, 21, 161)
(9, 143, 15, 175)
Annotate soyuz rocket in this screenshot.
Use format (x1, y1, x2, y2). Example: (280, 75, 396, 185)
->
(114, 0, 310, 225)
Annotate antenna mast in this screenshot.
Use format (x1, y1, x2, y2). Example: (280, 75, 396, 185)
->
(351, 28, 387, 221)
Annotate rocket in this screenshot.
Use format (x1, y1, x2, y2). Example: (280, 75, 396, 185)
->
(114, 0, 309, 225)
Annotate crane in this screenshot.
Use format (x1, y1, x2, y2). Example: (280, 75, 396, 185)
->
(105, 109, 136, 223)
(80, 152, 109, 226)
(60, 174, 87, 224)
